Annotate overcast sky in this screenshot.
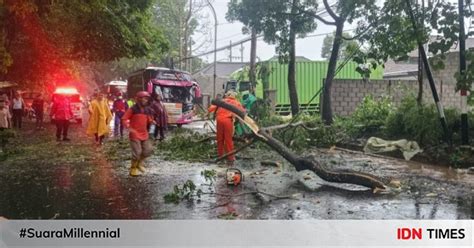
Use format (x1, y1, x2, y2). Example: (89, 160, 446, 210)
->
(196, 0, 339, 63)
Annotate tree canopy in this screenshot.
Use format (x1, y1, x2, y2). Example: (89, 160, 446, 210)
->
(227, 0, 319, 115)
(227, 0, 318, 63)
(0, 0, 169, 90)
(154, 0, 209, 72)
(321, 32, 358, 60)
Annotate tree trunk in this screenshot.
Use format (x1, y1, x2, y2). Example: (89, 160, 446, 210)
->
(178, 17, 182, 70)
(288, 0, 299, 116)
(321, 20, 344, 125)
(211, 99, 387, 191)
(183, 0, 192, 71)
(417, 48, 423, 105)
(416, 0, 424, 106)
(249, 29, 257, 93)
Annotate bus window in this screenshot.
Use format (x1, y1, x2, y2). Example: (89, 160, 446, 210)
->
(155, 85, 191, 104)
(157, 71, 179, 81)
(239, 82, 251, 92)
(127, 74, 143, 97)
(143, 69, 155, 83)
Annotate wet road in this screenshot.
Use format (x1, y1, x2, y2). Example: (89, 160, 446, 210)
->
(0, 121, 472, 219)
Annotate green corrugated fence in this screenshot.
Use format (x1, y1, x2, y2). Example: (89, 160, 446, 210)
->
(231, 60, 384, 115)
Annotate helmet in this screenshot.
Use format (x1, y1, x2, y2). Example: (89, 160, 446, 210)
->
(136, 91, 151, 98)
(225, 90, 238, 98)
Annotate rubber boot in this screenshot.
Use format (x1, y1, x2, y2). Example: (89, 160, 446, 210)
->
(129, 160, 141, 177)
(137, 159, 146, 173)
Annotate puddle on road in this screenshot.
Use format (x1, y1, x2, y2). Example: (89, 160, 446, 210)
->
(0, 126, 472, 219)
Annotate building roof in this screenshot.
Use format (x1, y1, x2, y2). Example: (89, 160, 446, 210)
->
(407, 37, 474, 57)
(194, 62, 248, 77)
(383, 59, 418, 79)
(383, 37, 474, 79)
(268, 56, 311, 62)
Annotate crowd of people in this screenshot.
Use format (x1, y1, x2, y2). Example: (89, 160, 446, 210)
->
(0, 91, 48, 131)
(0, 88, 245, 177)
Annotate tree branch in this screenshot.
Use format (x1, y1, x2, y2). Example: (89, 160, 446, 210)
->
(323, 0, 339, 21)
(341, 22, 376, 41)
(294, 5, 336, 25)
(211, 99, 388, 191)
(314, 13, 337, 25)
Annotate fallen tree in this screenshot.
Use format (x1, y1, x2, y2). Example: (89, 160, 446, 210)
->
(211, 99, 387, 191)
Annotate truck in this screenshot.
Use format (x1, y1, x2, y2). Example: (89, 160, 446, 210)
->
(51, 87, 83, 124)
(228, 60, 384, 115)
(127, 67, 201, 127)
(104, 80, 127, 98)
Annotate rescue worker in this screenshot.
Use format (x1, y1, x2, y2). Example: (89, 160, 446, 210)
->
(126, 97, 135, 109)
(32, 93, 45, 130)
(150, 93, 168, 141)
(208, 90, 245, 166)
(122, 91, 154, 176)
(112, 92, 128, 138)
(50, 94, 73, 141)
(87, 91, 112, 145)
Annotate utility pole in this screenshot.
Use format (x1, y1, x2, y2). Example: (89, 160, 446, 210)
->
(229, 41, 233, 62)
(206, 0, 218, 98)
(240, 43, 244, 62)
(459, 0, 469, 145)
(249, 29, 257, 92)
(417, 0, 424, 106)
(406, 0, 451, 144)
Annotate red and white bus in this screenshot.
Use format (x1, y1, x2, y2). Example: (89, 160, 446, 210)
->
(127, 67, 201, 127)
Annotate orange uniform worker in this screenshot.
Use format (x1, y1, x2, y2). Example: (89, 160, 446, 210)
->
(122, 91, 154, 176)
(208, 91, 245, 165)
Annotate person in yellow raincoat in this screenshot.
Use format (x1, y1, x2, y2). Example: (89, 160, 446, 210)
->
(87, 91, 112, 145)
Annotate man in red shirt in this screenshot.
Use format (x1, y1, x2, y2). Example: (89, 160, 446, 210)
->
(121, 91, 154, 176)
(112, 92, 128, 138)
(50, 95, 73, 142)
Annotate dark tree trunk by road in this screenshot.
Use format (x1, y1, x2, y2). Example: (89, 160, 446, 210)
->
(211, 99, 387, 191)
(249, 29, 257, 94)
(183, 0, 193, 71)
(321, 20, 344, 125)
(288, 0, 299, 116)
(417, 49, 423, 106)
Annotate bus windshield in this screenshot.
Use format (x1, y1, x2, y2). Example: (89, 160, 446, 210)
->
(151, 70, 185, 81)
(154, 85, 193, 104)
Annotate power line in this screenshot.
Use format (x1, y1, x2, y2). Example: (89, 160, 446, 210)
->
(184, 27, 356, 61)
(217, 32, 243, 41)
(185, 2, 340, 61)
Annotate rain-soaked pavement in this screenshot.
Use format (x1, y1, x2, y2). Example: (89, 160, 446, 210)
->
(0, 120, 472, 219)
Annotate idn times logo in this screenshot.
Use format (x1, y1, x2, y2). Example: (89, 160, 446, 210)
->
(397, 228, 466, 240)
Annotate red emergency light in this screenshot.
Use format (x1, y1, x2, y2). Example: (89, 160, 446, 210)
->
(54, 87, 79, 95)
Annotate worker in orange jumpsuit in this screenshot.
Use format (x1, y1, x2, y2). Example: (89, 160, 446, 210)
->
(208, 91, 245, 166)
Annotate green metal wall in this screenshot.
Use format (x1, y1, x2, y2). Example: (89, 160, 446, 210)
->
(255, 61, 384, 108)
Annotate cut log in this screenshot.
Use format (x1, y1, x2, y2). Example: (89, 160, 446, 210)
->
(211, 99, 387, 191)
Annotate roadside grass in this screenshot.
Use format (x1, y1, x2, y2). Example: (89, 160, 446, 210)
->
(3, 123, 94, 165)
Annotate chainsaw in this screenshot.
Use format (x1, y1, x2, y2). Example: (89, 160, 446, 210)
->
(226, 168, 243, 186)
